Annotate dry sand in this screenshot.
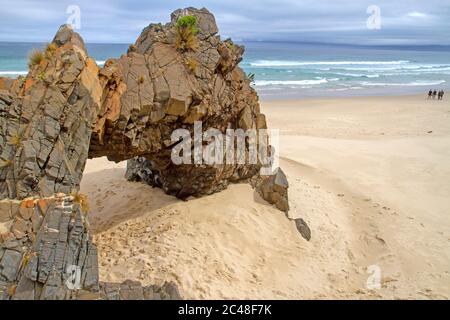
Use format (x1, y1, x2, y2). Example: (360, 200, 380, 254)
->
(81, 94, 450, 299)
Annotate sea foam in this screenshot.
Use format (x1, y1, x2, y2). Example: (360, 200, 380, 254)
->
(0, 71, 28, 75)
(250, 60, 410, 67)
(254, 79, 328, 86)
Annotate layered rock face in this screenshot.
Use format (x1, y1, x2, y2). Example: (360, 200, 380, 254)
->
(0, 7, 290, 299)
(0, 25, 103, 300)
(0, 25, 102, 200)
(0, 194, 98, 299)
(89, 7, 266, 198)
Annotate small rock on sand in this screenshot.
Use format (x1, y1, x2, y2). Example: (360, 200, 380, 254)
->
(294, 218, 311, 241)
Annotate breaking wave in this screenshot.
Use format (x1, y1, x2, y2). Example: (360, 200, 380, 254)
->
(0, 71, 28, 75)
(254, 79, 328, 86)
(360, 80, 446, 86)
(250, 60, 410, 67)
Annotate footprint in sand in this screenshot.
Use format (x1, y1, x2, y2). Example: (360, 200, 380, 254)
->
(375, 235, 386, 245)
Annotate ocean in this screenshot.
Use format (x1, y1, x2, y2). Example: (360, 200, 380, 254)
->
(1, 41, 449, 99)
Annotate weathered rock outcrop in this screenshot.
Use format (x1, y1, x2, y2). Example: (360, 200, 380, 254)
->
(1, 7, 284, 202)
(0, 7, 291, 299)
(0, 24, 102, 200)
(89, 7, 267, 198)
(0, 24, 184, 300)
(0, 194, 98, 299)
(0, 26, 104, 299)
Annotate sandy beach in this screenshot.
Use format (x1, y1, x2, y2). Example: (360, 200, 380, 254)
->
(82, 94, 450, 299)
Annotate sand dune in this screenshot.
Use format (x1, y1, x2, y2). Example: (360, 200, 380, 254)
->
(82, 94, 450, 299)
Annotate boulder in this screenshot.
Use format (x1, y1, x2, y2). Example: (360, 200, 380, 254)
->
(294, 218, 311, 241)
(52, 24, 87, 53)
(99, 7, 268, 198)
(251, 168, 290, 213)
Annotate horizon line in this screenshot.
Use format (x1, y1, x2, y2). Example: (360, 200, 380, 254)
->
(1, 39, 450, 49)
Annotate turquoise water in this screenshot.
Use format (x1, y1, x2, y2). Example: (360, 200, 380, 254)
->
(1, 41, 449, 99)
(0, 42, 128, 76)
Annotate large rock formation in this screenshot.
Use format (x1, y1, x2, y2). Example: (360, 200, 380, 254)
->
(89, 7, 267, 198)
(0, 7, 290, 299)
(0, 24, 103, 300)
(0, 25, 102, 200)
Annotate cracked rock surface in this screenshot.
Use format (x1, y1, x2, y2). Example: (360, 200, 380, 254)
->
(0, 25, 102, 200)
(0, 7, 291, 299)
(0, 194, 98, 300)
(89, 7, 267, 198)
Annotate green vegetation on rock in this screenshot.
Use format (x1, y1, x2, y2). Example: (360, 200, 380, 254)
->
(175, 15, 199, 51)
(28, 49, 44, 69)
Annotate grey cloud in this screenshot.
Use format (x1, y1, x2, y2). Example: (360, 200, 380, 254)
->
(0, 0, 449, 45)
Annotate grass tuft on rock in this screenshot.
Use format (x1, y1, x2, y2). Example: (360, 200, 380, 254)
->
(175, 15, 199, 51)
(37, 71, 46, 81)
(45, 43, 57, 57)
(7, 284, 17, 297)
(7, 133, 21, 146)
(72, 192, 89, 214)
(185, 57, 198, 73)
(28, 49, 44, 69)
(0, 159, 13, 169)
(17, 76, 26, 88)
(128, 44, 137, 53)
(225, 39, 235, 51)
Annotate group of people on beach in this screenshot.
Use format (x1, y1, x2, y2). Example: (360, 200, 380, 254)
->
(427, 89, 445, 100)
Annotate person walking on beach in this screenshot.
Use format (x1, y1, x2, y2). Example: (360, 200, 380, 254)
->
(428, 89, 433, 99)
(439, 90, 444, 100)
(433, 90, 437, 99)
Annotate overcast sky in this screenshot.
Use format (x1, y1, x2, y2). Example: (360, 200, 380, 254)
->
(0, 0, 449, 45)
